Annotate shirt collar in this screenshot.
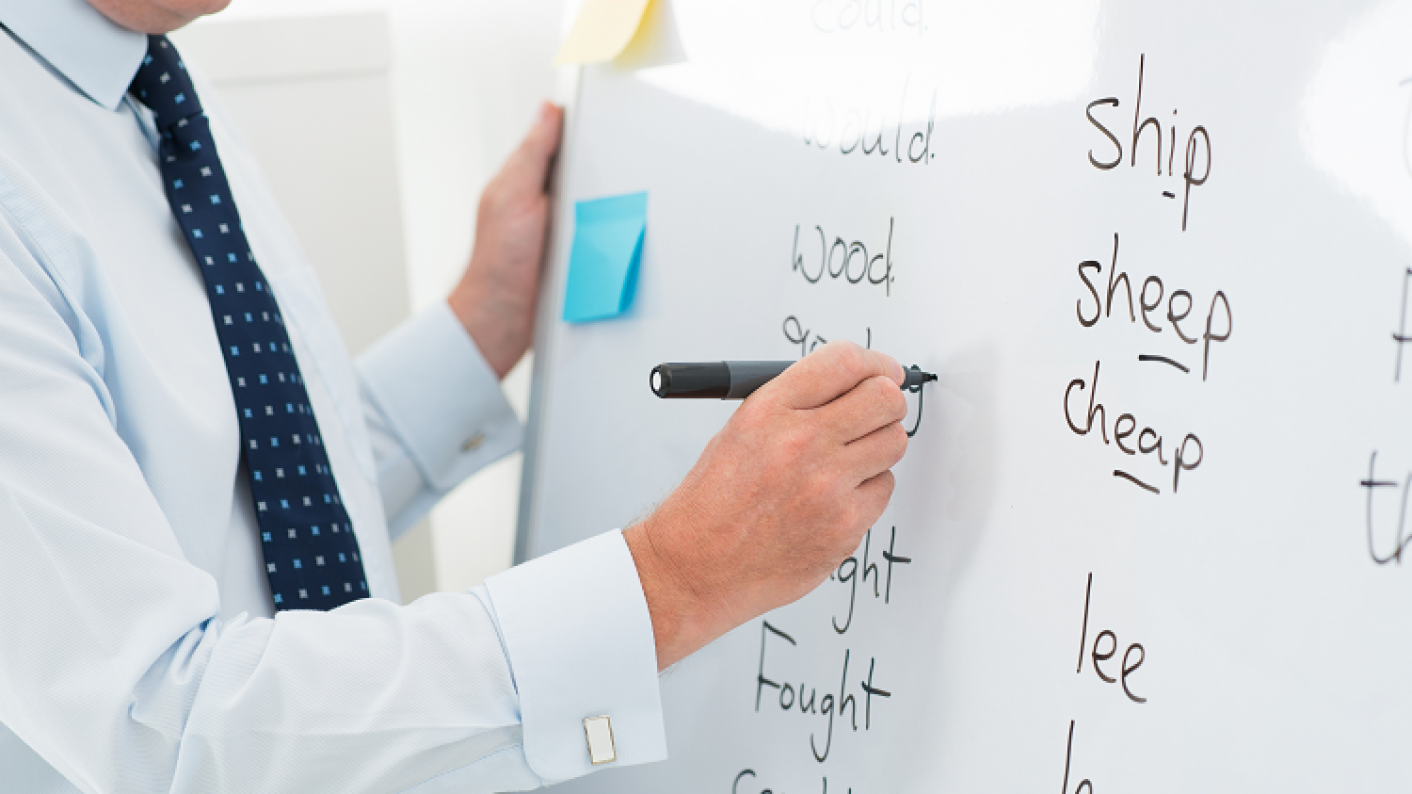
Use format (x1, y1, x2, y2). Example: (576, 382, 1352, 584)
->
(0, 0, 147, 111)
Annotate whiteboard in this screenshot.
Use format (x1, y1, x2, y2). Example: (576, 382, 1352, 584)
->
(516, 1, 1412, 790)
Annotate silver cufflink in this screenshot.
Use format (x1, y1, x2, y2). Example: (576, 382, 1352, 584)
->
(583, 715, 616, 765)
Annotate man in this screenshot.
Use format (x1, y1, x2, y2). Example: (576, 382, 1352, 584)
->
(0, 0, 911, 791)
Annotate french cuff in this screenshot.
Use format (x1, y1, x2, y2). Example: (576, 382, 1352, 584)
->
(356, 301, 521, 493)
(485, 530, 667, 781)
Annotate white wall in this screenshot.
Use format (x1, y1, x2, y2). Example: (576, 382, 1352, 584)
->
(187, 0, 567, 598)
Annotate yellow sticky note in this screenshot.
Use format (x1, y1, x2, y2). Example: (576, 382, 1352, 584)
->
(553, 0, 653, 65)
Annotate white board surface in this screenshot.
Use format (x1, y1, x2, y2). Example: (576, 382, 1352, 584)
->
(517, 1, 1412, 790)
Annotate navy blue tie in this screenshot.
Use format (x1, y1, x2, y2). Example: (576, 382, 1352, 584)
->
(130, 36, 368, 611)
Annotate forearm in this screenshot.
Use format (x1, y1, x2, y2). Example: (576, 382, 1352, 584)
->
(357, 302, 522, 539)
(4, 518, 662, 792)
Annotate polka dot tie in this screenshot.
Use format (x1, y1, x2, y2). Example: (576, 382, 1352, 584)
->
(130, 36, 368, 611)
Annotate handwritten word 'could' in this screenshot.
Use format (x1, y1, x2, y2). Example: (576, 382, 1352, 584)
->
(810, 0, 926, 35)
(734, 770, 857, 794)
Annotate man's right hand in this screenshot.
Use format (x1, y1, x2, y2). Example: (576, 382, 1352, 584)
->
(623, 342, 911, 669)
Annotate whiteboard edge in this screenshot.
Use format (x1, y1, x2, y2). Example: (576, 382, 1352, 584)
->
(514, 63, 584, 565)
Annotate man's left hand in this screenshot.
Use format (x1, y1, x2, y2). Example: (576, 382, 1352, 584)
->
(448, 102, 563, 379)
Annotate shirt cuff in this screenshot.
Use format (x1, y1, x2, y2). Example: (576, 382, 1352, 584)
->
(484, 530, 667, 781)
(356, 302, 521, 494)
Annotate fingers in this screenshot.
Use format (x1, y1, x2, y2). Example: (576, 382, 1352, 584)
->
(852, 470, 896, 526)
(503, 102, 564, 193)
(766, 341, 905, 410)
(842, 421, 909, 484)
(820, 374, 909, 444)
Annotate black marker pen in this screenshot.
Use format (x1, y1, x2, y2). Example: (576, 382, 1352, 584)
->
(650, 361, 936, 400)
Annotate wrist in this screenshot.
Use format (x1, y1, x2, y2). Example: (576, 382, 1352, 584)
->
(623, 519, 725, 670)
(445, 292, 520, 380)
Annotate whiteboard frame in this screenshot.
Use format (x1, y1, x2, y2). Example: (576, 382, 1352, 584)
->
(514, 63, 584, 564)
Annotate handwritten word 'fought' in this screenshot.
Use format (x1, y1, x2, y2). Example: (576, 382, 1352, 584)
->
(1064, 360, 1204, 495)
(1086, 55, 1211, 231)
(755, 622, 891, 763)
(791, 219, 897, 296)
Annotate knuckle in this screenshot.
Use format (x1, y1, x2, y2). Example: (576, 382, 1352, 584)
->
(828, 340, 869, 385)
(888, 387, 909, 419)
(856, 375, 883, 400)
(886, 422, 909, 453)
(734, 396, 768, 426)
(832, 491, 861, 525)
(838, 506, 863, 536)
(876, 470, 897, 500)
(865, 375, 895, 402)
(740, 391, 788, 429)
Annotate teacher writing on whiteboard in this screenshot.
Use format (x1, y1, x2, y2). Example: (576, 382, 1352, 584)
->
(0, 1, 911, 792)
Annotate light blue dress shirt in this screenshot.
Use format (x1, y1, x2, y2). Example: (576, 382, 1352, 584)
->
(0, 1, 666, 791)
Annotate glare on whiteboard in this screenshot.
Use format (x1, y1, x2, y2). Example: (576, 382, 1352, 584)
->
(631, 0, 1102, 132)
(1302, 1, 1412, 256)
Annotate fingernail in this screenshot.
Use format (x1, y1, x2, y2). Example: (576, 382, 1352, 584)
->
(539, 102, 555, 123)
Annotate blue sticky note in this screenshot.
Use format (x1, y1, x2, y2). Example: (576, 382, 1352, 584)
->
(562, 192, 648, 322)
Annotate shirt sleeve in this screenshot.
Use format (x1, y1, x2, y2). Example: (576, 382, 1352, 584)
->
(0, 203, 665, 792)
(356, 301, 523, 539)
(485, 530, 668, 782)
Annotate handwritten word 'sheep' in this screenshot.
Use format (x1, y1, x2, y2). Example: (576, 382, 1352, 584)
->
(1075, 233, 1232, 381)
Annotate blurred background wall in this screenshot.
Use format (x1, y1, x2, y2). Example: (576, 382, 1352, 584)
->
(174, 0, 569, 601)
